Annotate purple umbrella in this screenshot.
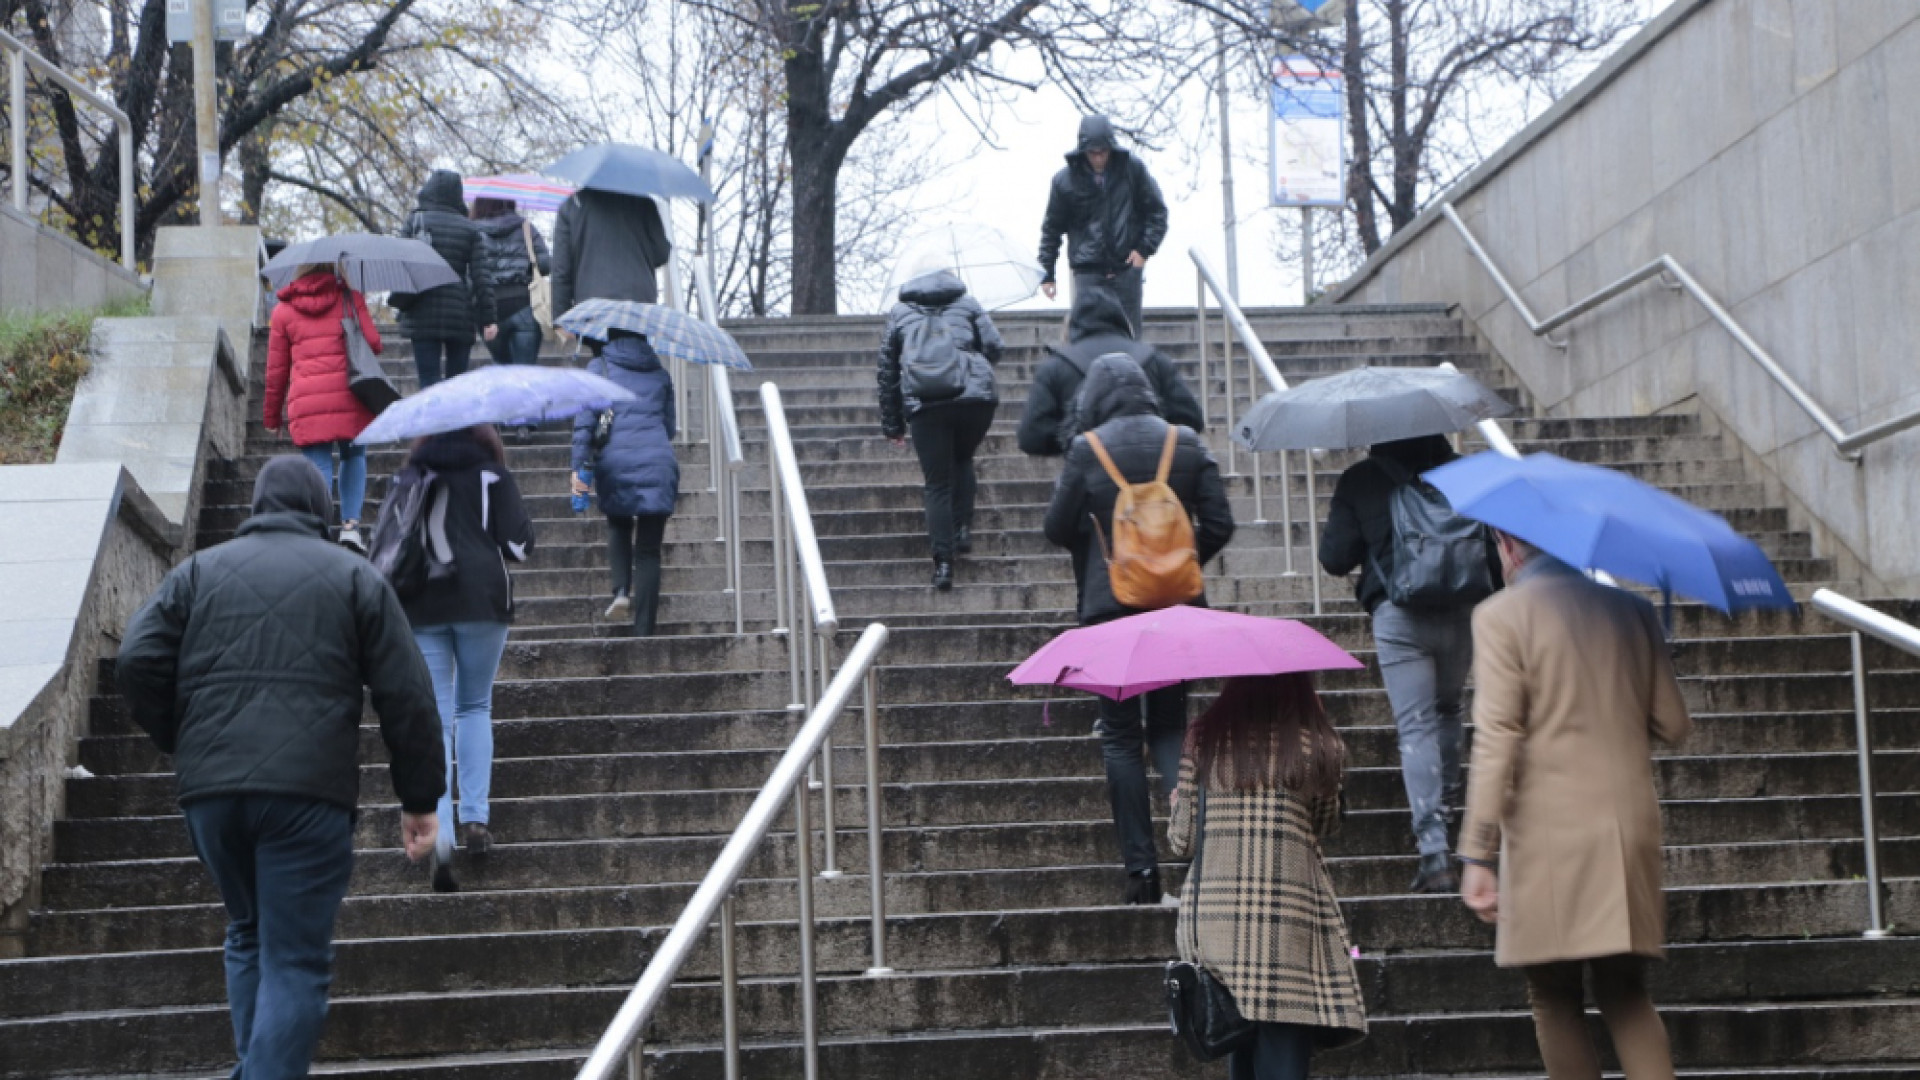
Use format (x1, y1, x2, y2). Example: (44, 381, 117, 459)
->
(355, 365, 634, 444)
(1007, 606, 1362, 701)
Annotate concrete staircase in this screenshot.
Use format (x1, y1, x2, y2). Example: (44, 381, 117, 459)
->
(4, 305, 1918, 1077)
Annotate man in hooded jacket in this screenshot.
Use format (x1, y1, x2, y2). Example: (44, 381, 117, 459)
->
(1037, 115, 1169, 337)
(395, 169, 497, 387)
(116, 456, 445, 1079)
(1016, 287, 1202, 459)
(1044, 355, 1235, 903)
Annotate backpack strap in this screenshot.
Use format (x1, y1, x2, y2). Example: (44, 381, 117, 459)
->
(1083, 430, 1129, 490)
(1154, 425, 1179, 484)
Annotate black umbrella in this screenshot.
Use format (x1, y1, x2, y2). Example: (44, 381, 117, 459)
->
(1235, 366, 1515, 451)
(261, 234, 460, 294)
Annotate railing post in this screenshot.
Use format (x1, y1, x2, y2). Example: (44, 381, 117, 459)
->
(863, 665, 892, 975)
(1278, 449, 1295, 575)
(730, 468, 744, 635)
(720, 895, 741, 1080)
(1195, 272, 1210, 428)
(1306, 458, 1322, 615)
(626, 1041, 645, 1080)
(1222, 309, 1237, 477)
(9, 48, 24, 213)
(1848, 631, 1890, 938)
(116, 120, 134, 270)
(817, 633, 839, 878)
(793, 774, 822, 1080)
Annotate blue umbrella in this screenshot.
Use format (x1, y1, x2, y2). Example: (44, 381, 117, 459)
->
(555, 299, 752, 371)
(1423, 451, 1794, 614)
(355, 365, 635, 444)
(543, 143, 715, 203)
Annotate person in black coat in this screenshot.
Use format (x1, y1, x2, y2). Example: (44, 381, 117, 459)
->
(1043, 354, 1234, 904)
(551, 189, 672, 316)
(571, 330, 679, 635)
(1016, 287, 1201, 458)
(877, 269, 1004, 588)
(1036, 115, 1169, 337)
(471, 197, 552, 367)
(115, 455, 444, 1078)
(396, 170, 497, 387)
(398, 425, 535, 890)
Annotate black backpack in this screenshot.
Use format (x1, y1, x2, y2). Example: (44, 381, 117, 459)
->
(899, 305, 968, 402)
(369, 465, 454, 599)
(1368, 456, 1495, 609)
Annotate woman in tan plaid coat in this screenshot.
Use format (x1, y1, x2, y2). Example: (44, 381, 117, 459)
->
(1169, 673, 1367, 1078)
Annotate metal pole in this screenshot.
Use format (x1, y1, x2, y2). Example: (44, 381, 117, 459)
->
(1300, 207, 1315, 301)
(117, 121, 134, 269)
(8, 48, 23, 212)
(1278, 450, 1295, 575)
(1306, 459, 1322, 615)
(709, 370, 722, 497)
(626, 1042, 644, 1080)
(1195, 273, 1211, 428)
(730, 470, 745, 635)
(1849, 631, 1890, 938)
(793, 775, 822, 1080)
(192, 0, 219, 227)
(863, 665, 892, 975)
(1222, 310, 1237, 476)
(1215, 25, 1240, 303)
(1247, 334, 1264, 523)
(720, 896, 741, 1080)
(818, 633, 839, 878)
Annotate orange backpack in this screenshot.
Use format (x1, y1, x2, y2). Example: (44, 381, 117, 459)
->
(1084, 426, 1204, 610)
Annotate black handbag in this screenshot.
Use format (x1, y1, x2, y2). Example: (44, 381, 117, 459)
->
(342, 287, 401, 414)
(1165, 788, 1255, 1061)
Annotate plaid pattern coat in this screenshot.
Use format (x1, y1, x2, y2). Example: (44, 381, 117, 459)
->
(1169, 756, 1367, 1047)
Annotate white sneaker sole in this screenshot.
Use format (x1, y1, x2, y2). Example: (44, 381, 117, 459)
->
(605, 596, 632, 619)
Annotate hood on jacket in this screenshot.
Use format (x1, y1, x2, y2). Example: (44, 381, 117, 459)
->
(601, 332, 664, 374)
(1077, 353, 1160, 431)
(1075, 115, 1117, 153)
(416, 169, 467, 213)
(1369, 434, 1457, 471)
(898, 269, 968, 307)
(1068, 286, 1136, 342)
(412, 429, 496, 472)
(475, 212, 529, 237)
(252, 455, 334, 519)
(275, 270, 345, 317)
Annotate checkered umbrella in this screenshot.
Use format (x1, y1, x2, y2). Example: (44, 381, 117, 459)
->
(554, 299, 752, 371)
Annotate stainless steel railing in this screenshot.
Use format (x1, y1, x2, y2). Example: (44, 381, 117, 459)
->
(1808, 588, 1910, 939)
(688, 253, 746, 635)
(1440, 203, 1920, 461)
(2, 28, 135, 270)
(573, 621, 894, 1080)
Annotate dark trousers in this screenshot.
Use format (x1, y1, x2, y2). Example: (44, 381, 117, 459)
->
(1094, 672, 1188, 875)
(908, 402, 996, 561)
(183, 794, 355, 1080)
(1524, 956, 1676, 1080)
(608, 513, 671, 635)
(1073, 266, 1145, 337)
(413, 337, 473, 388)
(1228, 1022, 1315, 1080)
(484, 306, 542, 366)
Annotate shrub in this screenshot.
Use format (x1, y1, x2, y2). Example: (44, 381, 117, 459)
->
(0, 295, 150, 463)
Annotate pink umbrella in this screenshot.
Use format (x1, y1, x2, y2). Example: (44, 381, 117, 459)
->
(1007, 606, 1363, 701)
(464, 173, 575, 213)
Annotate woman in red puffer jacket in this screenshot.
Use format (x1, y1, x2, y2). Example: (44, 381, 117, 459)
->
(264, 267, 380, 552)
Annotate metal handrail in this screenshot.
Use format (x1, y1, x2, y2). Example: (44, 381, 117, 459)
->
(2, 28, 135, 270)
(1192, 247, 1313, 610)
(1441, 203, 1914, 462)
(1437, 361, 1522, 460)
(1809, 588, 1909, 939)
(689, 253, 746, 635)
(574, 622, 893, 1080)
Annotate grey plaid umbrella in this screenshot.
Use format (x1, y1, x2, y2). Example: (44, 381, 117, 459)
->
(555, 299, 752, 371)
(261, 234, 459, 293)
(1234, 366, 1515, 451)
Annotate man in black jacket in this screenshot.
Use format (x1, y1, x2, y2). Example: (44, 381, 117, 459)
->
(1016, 287, 1202, 459)
(116, 456, 445, 1078)
(1044, 356, 1235, 904)
(1319, 434, 1501, 894)
(552, 189, 672, 316)
(1037, 115, 1169, 337)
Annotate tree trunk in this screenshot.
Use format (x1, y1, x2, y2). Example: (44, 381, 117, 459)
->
(1343, 0, 1380, 253)
(787, 125, 845, 315)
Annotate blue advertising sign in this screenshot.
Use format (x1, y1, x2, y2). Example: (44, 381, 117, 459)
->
(1270, 56, 1346, 208)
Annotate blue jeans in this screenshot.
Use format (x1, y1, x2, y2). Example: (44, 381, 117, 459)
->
(1372, 601, 1475, 857)
(413, 621, 511, 846)
(183, 795, 355, 1080)
(1228, 1022, 1315, 1080)
(485, 306, 542, 366)
(413, 337, 473, 388)
(299, 441, 367, 524)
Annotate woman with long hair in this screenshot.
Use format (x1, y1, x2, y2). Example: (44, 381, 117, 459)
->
(262, 265, 378, 551)
(1169, 673, 1368, 1079)
(393, 424, 534, 891)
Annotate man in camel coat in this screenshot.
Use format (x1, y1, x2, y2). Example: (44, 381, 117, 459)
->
(1459, 531, 1692, 1080)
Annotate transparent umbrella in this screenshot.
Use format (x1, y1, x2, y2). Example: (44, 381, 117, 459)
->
(884, 223, 1044, 312)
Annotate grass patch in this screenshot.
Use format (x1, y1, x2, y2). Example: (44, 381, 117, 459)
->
(0, 295, 150, 463)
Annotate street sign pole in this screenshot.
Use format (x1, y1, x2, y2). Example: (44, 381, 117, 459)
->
(1215, 26, 1239, 302)
(192, 0, 219, 226)
(1301, 207, 1314, 300)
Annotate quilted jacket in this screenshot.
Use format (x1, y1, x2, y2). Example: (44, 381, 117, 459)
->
(396, 170, 497, 340)
(115, 456, 446, 813)
(876, 270, 1003, 437)
(263, 271, 379, 447)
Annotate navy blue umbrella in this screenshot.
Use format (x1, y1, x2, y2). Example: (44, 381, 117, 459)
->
(1423, 451, 1793, 614)
(543, 143, 715, 204)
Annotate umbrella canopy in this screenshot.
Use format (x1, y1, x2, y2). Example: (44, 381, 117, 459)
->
(1423, 451, 1794, 613)
(355, 365, 635, 445)
(464, 173, 576, 213)
(554, 299, 752, 371)
(1007, 606, 1363, 701)
(262, 234, 458, 294)
(542, 143, 715, 204)
(884, 223, 1045, 312)
(1235, 366, 1516, 451)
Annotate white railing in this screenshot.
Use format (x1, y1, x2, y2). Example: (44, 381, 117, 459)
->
(573, 622, 893, 1080)
(1, 29, 135, 270)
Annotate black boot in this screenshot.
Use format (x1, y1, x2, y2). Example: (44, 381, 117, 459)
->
(955, 526, 973, 555)
(932, 560, 954, 590)
(1410, 852, 1459, 894)
(1124, 867, 1163, 905)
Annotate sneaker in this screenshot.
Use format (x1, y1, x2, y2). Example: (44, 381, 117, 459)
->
(955, 526, 973, 555)
(514, 424, 535, 442)
(932, 560, 953, 590)
(1124, 867, 1163, 905)
(337, 523, 367, 554)
(429, 839, 459, 893)
(1410, 853, 1459, 895)
(605, 592, 632, 620)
